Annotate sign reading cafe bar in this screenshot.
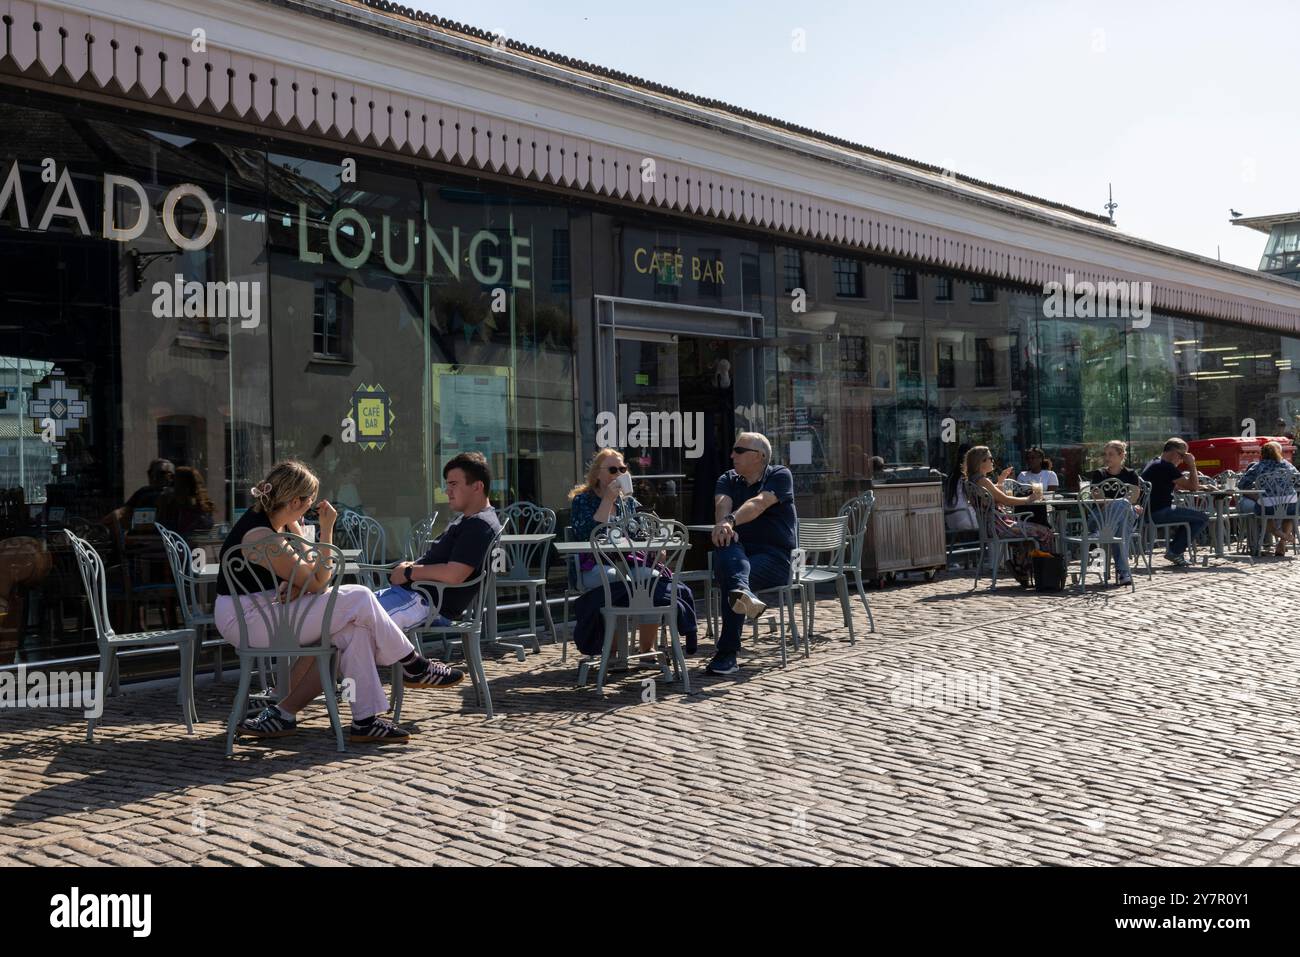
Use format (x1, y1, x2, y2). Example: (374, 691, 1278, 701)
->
(0, 160, 534, 289)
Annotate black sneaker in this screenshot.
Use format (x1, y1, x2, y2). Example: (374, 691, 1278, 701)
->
(237, 706, 297, 738)
(684, 632, 698, 656)
(349, 716, 411, 744)
(403, 658, 465, 689)
(728, 588, 766, 619)
(705, 653, 740, 676)
(1164, 554, 1190, 568)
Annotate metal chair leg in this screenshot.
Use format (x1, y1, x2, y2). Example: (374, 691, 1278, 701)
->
(225, 658, 255, 757)
(316, 655, 346, 753)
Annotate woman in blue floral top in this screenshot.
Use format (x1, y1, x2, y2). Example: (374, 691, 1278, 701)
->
(1237, 440, 1298, 555)
(568, 447, 657, 653)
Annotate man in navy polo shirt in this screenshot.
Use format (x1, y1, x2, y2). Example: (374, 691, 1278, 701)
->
(706, 431, 797, 676)
(1140, 436, 1206, 567)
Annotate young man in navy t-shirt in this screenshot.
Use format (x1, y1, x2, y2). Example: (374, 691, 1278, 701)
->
(1139, 437, 1207, 566)
(706, 431, 797, 675)
(377, 451, 501, 630)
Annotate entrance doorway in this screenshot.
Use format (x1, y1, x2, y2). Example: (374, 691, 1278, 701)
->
(596, 297, 763, 526)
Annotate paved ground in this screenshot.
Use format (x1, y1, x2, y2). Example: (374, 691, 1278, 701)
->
(2, 555, 1300, 867)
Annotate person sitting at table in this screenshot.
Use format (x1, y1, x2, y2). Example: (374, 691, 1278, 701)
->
(375, 451, 503, 632)
(965, 445, 1053, 586)
(155, 466, 215, 542)
(567, 447, 660, 656)
(1140, 437, 1207, 567)
(945, 444, 977, 533)
(707, 432, 796, 676)
(1237, 440, 1298, 556)
(1083, 440, 1143, 586)
(105, 458, 174, 529)
(1017, 447, 1059, 491)
(214, 460, 463, 745)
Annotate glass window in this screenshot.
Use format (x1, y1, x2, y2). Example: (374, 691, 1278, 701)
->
(0, 95, 272, 668)
(971, 282, 998, 303)
(892, 269, 918, 301)
(551, 228, 571, 294)
(834, 257, 864, 298)
(934, 276, 953, 301)
(312, 279, 351, 359)
(783, 247, 804, 293)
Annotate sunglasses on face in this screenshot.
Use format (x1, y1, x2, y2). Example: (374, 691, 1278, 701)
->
(606, 465, 629, 474)
(733, 447, 758, 455)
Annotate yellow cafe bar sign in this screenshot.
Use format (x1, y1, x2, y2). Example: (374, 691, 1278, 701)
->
(632, 246, 726, 285)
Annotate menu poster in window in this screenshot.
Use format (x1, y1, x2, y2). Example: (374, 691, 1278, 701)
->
(433, 364, 512, 501)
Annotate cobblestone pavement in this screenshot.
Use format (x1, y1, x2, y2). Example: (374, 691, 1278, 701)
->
(2, 557, 1300, 866)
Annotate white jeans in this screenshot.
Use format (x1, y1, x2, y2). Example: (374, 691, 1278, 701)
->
(214, 584, 415, 721)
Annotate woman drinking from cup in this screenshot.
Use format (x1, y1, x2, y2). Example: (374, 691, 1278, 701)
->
(567, 448, 659, 654)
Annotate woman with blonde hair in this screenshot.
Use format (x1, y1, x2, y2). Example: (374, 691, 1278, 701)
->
(568, 448, 659, 654)
(213, 460, 460, 744)
(1237, 440, 1298, 556)
(964, 445, 1054, 586)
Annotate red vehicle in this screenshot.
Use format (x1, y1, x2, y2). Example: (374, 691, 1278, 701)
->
(1187, 436, 1295, 476)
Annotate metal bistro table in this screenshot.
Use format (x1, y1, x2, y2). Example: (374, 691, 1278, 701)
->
(552, 536, 690, 669)
(485, 533, 557, 658)
(1195, 488, 1259, 559)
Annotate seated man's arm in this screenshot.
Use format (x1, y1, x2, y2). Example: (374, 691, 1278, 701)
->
(732, 491, 777, 524)
(409, 560, 473, 585)
(712, 493, 735, 547)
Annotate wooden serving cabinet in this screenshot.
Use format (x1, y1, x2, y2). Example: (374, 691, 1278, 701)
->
(861, 481, 946, 584)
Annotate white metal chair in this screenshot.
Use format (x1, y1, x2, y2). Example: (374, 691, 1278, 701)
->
(795, 515, 856, 645)
(221, 534, 347, 755)
(394, 525, 505, 720)
(578, 513, 690, 694)
(834, 492, 876, 633)
(965, 479, 1037, 590)
(1072, 479, 1139, 592)
(404, 512, 439, 561)
(64, 530, 197, 743)
(494, 502, 558, 656)
(1242, 469, 1298, 559)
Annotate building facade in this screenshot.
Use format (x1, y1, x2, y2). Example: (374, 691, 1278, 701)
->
(4, 0, 1300, 667)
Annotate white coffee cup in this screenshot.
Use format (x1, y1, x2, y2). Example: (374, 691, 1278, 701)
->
(299, 523, 316, 543)
(615, 472, 634, 495)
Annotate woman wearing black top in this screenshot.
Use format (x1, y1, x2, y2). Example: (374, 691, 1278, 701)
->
(213, 460, 461, 744)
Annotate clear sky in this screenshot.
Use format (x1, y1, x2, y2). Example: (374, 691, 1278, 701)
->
(405, 0, 1297, 270)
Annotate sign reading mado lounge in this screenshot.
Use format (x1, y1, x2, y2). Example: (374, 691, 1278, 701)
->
(0, 161, 535, 288)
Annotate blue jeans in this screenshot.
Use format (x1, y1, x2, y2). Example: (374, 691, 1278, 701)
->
(1150, 506, 1209, 557)
(1086, 500, 1135, 580)
(374, 586, 450, 631)
(712, 542, 791, 656)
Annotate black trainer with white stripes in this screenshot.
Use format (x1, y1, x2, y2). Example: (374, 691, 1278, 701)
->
(348, 716, 411, 744)
(236, 706, 297, 738)
(403, 658, 465, 689)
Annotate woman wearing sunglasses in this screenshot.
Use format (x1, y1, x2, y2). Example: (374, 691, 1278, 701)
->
(567, 447, 659, 654)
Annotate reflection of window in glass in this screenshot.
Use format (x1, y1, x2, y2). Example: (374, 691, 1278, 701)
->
(971, 282, 997, 303)
(891, 269, 918, 300)
(898, 337, 921, 385)
(697, 248, 723, 300)
(839, 335, 868, 384)
(652, 244, 680, 302)
(834, 258, 863, 298)
(313, 279, 352, 360)
(783, 248, 804, 293)
(938, 341, 956, 388)
(934, 276, 953, 301)
(551, 228, 570, 294)
(976, 338, 996, 386)
(741, 253, 762, 313)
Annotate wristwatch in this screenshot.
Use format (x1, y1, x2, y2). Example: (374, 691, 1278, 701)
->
(403, 564, 415, 584)
(722, 513, 736, 527)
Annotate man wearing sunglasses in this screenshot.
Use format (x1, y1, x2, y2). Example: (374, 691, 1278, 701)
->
(706, 432, 797, 675)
